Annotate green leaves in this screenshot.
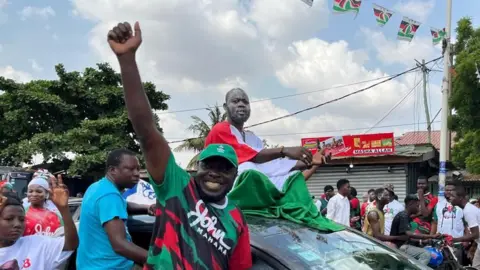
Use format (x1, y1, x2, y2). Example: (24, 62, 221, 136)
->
(450, 18, 480, 173)
(0, 63, 169, 176)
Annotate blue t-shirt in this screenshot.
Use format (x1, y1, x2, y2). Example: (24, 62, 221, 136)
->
(76, 177, 133, 269)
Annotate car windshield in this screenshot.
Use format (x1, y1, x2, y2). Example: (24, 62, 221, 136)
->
(247, 216, 424, 270)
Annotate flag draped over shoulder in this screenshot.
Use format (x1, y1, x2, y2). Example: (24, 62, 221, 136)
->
(333, 0, 362, 13)
(205, 121, 260, 164)
(372, 4, 393, 26)
(430, 27, 446, 45)
(397, 17, 421, 42)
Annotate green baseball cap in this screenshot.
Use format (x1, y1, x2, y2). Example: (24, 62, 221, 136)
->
(199, 144, 238, 167)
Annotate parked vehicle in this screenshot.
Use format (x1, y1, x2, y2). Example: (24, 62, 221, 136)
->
(5, 171, 33, 198)
(66, 200, 431, 269)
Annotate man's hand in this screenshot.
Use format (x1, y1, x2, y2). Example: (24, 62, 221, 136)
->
(50, 175, 69, 209)
(107, 22, 142, 57)
(417, 188, 424, 198)
(283, 147, 313, 165)
(350, 216, 360, 223)
(430, 233, 442, 239)
(312, 152, 327, 165)
(147, 204, 156, 216)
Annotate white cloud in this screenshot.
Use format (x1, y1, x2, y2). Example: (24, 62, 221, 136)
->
(393, 0, 435, 22)
(70, 0, 443, 167)
(0, 66, 33, 82)
(28, 59, 43, 72)
(360, 27, 440, 66)
(19, 6, 55, 20)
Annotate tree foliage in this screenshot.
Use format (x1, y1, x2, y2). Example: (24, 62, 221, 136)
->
(174, 106, 226, 169)
(0, 63, 169, 175)
(449, 18, 480, 173)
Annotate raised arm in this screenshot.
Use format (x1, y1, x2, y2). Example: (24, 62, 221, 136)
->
(50, 175, 79, 251)
(107, 22, 170, 185)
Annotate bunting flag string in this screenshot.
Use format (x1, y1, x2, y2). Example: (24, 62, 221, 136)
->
(372, 4, 393, 27)
(431, 27, 446, 45)
(301, 0, 445, 45)
(397, 17, 421, 42)
(333, 0, 362, 14)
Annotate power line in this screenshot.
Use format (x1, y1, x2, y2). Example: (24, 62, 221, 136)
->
(167, 121, 441, 142)
(364, 78, 422, 134)
(158, 73, 417, 115)
(245, 56, 443, 129)
(167, 55, 442, 144)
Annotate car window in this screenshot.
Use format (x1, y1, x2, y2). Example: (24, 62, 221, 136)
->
(73, 205, 81, 221)
(247, 216, 424, 270)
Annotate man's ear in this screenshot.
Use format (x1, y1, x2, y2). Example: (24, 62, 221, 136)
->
(223, 102, 227, 112)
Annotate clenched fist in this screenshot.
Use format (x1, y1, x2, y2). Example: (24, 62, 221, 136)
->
(107, 21, 142, 56)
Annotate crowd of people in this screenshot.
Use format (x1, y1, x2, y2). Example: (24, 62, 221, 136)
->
(314, 177, 480, 268)
(1, 20, 480, 270)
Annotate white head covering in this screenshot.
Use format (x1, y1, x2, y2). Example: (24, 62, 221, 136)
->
(28, 177, 50, 190)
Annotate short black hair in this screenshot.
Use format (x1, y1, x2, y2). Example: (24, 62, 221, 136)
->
(404, 194, 419, 205)
(337, 179, 349, 190)
(1, 191, 22, 208)
(324, 185, 334, 193)
(417, 176, 428, 183)
(454, 185, 467, 198)
(350, 187, 357, 197)
(106, 148, 137, 169)
(374, 188, 385, 199)
(394, 194, 398, 200)
(367, 188, 375, 194)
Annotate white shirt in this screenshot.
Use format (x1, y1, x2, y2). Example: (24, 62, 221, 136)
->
(123, 179, 157, 205)
(463, 203, 480, 243)
(0, 235, 73, 270)
(315, 200, 322, 212)
(434, 198, 465, 238)
(383, 200, 405, 235)
(326, 193, 350, 226)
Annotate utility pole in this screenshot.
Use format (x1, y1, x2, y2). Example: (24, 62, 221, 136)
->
(439, 0, 453, 197)
(416, 59, 432, 144)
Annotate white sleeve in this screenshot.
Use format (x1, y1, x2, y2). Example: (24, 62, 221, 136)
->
(42, 237, 74, 269)
(464, 206, 479, 229)
(326, 197, 336, 220)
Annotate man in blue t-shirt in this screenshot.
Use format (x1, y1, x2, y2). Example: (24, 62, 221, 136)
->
(76, 149, 155, 269)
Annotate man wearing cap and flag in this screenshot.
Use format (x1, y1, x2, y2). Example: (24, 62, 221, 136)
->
(107, 20, 252, 269)
(383, 184, 405, 235)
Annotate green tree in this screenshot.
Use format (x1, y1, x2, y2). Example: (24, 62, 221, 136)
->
(0, 63, 169, 176)
(174, 106, 226, 169)
(449, 17, 480, 173)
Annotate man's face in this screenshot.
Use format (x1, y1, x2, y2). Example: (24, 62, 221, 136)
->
(326, 189, 334, 199)
(379, 190, 390, 204)
(195, 157, 237, 203)
(417, 179, 428, 191)
(109, 155, 140, 189)
(224, 89, 251, 125)
(445, 184, 455, 200)
(450, 190, 462, 207)
(368, 191, 376, 202)
(339, 183, 350, 196)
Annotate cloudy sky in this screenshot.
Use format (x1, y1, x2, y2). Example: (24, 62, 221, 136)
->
(1, 0, 479, 167)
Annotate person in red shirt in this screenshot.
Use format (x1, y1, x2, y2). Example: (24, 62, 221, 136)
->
(411, 176, 438, 234)
(23, 177, 63, 236)
(349, 187, 361, 230)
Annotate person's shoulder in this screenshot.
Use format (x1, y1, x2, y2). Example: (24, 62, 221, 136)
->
(210, 121, 229, 131)
(16, 235, 52, 246)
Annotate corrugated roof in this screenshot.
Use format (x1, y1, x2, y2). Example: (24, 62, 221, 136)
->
(395, 131, 456, 150)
